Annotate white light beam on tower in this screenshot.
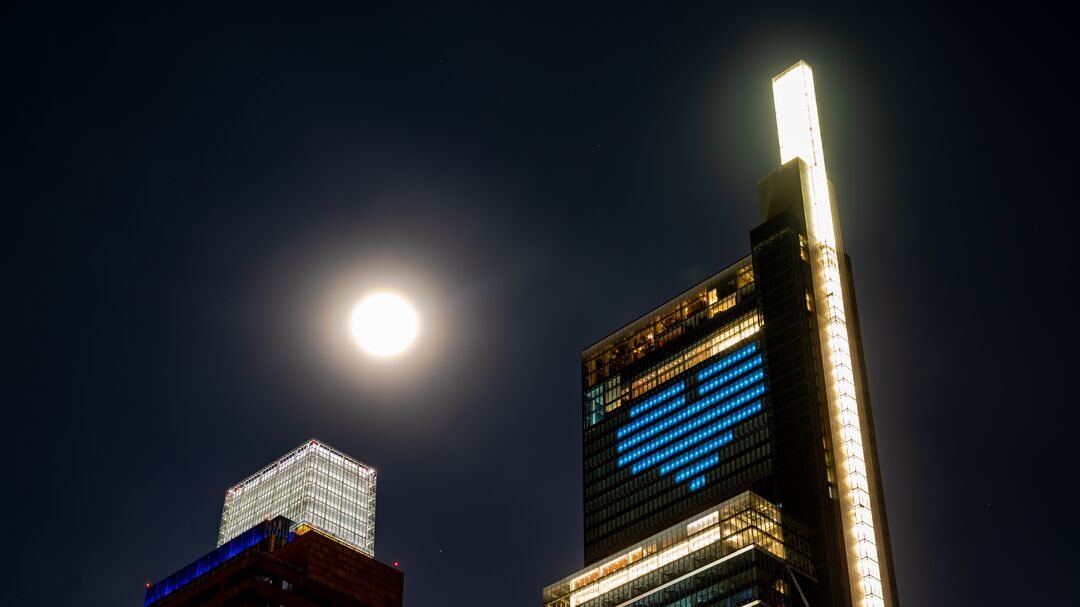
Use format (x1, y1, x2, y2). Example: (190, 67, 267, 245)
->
(772, 61, 885, 607)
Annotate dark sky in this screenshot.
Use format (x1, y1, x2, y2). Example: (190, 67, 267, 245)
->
(7, 3, 1075, 606)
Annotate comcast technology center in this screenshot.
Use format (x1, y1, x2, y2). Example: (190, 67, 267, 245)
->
(544, 60, 899, 607)
(217, 439, 377, 556)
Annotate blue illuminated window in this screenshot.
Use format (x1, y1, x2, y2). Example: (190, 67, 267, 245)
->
(618, 395, 686, 438)
(614, 338, 768, 491)
(618, 388, 765, 465)
(629, 383, 686, 418)
(625, 401, 762, 473)
(658, 432, 734, 475)
(628, 402, 761, 486)
(696, 343, 757, 382)
(631, 429, 734, 474)
(674, 454, 720, 482)
(697, 356, 763, 396)
(617, 378, 763, 452)
(696, 370, 764, 407)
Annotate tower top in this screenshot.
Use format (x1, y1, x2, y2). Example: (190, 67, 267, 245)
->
(770, 59, 839, 249)
(771, 60, 827, 173)
(770, 61, 890, 607)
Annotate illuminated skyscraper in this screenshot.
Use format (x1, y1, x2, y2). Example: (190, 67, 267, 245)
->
(218, 439, 377, 557)
(544, 61, 899, 607)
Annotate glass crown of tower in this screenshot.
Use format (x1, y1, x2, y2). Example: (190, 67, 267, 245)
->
(217, 439, 377, 556)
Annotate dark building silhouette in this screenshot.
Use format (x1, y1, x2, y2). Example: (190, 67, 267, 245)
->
(544, 61, 899, 607)
(144, 517, 403, 607)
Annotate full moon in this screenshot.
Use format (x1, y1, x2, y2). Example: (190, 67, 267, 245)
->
(349, 292, 420, 358)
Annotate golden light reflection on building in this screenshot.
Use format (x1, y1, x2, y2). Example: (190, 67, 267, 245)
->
(546, 492, 806, 607)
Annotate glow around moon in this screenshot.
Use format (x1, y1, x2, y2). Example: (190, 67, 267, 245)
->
(349, 292, 420, 358)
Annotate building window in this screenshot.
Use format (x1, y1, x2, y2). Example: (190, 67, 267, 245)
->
(736, 265, 754, 289)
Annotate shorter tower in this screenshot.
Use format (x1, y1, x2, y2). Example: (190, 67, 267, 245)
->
(145, 517, 403, 607)
(218, 439, 377, 556)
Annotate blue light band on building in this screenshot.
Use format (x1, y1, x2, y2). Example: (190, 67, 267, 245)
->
(632, 430, 735, 474)
(619, 395, 687, 438)
(696, 343, 758, 382)
(622, 375, 764, 451)
(618, 389, 765, 465)
(658, 432, 735, 475)
(629, 383, 687, 418)
(144, 517, 296, 606)
(696, 370, 765, 407)
(623, 400, 762, 479)
(616, 372, 765, 453)
(697, 356, 763, 396)
(674, 454, 721, 482)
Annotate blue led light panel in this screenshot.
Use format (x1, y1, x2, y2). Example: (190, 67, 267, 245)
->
(616, 341, 766, 490)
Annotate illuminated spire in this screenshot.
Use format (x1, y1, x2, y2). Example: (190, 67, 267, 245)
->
(771, 61, 886, 607)
(772, 60, 837, 248)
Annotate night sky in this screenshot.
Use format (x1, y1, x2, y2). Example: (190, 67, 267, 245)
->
(8, 3, 1075, 606)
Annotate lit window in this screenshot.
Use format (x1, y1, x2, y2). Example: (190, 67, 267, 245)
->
(736, 265, 754, 288)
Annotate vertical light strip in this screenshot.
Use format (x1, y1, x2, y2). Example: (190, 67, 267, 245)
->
(772, 61, 884, 607)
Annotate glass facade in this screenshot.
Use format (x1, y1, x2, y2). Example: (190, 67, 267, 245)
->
(582, 258, 756, 428)
(217, 439, 376, 556)
(582, 259, 777, 562)
(544, 491, 811, 607)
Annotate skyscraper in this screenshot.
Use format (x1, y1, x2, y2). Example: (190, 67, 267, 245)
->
(218, 439, 377, 556)
(544, 61, 899, 607)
